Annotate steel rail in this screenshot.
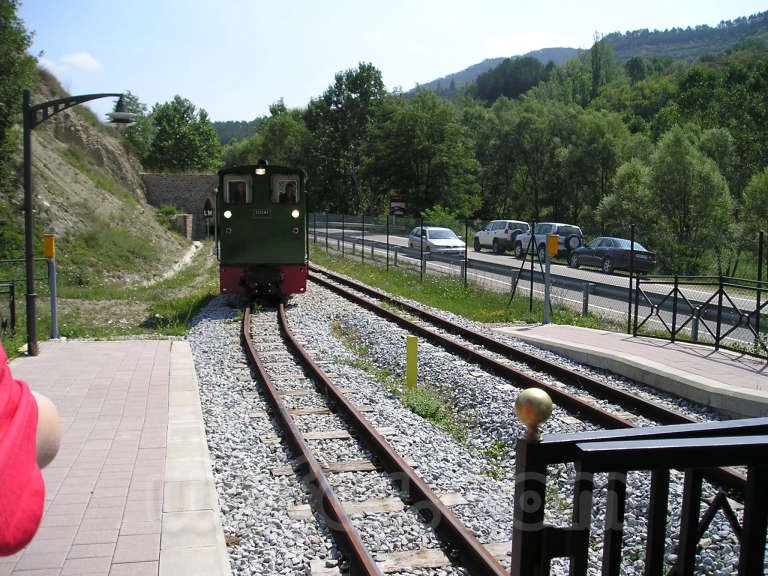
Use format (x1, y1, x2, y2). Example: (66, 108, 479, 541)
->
(310, 264, 694, 426)
(275, 303, 509, 576)
(307, 268, 747, 495)
(241, 305, 383, 576)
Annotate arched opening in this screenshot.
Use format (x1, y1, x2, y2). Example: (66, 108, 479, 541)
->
(203, 197, 214, 238)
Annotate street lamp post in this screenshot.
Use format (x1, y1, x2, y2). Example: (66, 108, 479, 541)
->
(23, 89, 133, 356)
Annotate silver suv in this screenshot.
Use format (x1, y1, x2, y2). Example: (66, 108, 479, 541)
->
(514, 222, 585, 261)
(474, 220, 530, 254)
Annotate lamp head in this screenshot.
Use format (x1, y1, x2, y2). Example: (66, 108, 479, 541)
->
(107, 95, 135, 128)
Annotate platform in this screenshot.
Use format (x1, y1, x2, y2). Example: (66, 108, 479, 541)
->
(1, 340, 230, 576)
(495, 323, 768, 418)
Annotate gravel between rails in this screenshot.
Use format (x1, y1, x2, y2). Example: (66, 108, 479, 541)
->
(188, 282, 751, 576)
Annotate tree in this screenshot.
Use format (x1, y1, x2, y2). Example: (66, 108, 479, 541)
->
(740, 167, 768, 251)
(597, 158, 656, 239)
(364, 90, 479, 218)
(256, 102, 310, 169)
(144, 95, 221, 172)
(0, 0, 36, 258)
(625, 57, 647, 84)
(117, 91, 154, 164)
(649, 126, 733, 273)
(305, 63, 386, 212)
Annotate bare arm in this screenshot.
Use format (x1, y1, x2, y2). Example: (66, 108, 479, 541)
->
(31, 392, 61, 469)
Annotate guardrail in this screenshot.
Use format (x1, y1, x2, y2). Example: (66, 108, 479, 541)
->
(511, 396, 768, 576)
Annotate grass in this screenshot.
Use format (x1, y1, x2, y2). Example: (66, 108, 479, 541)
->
(481, 440, 511, 479)
(309, 246, 623, 331)
(1, 240, 219, 360)
(329, 320, 471, 443)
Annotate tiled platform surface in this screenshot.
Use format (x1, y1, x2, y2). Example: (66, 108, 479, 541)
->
(496, 323, 768, 418)
(2, 340, 230, 576)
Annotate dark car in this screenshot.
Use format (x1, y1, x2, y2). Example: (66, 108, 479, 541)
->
(568, 237, 656, 274)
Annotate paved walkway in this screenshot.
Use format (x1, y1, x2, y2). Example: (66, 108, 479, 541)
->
(1, 340, 230, 576)
(495, 323, 768, 418)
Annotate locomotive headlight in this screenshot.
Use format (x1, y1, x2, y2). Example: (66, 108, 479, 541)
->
(224, 210, 232, 219)
(291, 209, 300, 219)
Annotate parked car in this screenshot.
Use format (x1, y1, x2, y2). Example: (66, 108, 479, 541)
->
(408, 226, 466, 255)
(568, 237, 656, 274)
(514, 222, 585, 261)
(474, 220, 530, 254)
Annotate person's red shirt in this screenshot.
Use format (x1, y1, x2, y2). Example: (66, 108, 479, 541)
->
(0, 343, 44, 555)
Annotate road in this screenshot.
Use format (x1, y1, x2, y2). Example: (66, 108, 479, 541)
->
(309, 225, 766, 351)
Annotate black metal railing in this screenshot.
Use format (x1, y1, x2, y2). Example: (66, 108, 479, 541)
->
(0, 282, 16, 340)
(634, 274, 768, 360)
(510, 416, 768, 575)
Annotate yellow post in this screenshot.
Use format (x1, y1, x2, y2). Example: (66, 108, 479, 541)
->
(44, 234, 55, 258)
(406, 335, 418, 391)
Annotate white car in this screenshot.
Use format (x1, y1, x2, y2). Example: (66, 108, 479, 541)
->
(408, 226, 466, 254)
(474, 220, 530, 254)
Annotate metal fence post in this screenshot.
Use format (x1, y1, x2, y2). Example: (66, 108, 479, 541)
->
(386, 216, 390, 272)
(341, 214, 345, 256)
(464, 220, 469, 288)
(361, 215, 365, 263)
(419, 216, 424, 282)
(691, 307, 700, 343)
(757, 231, 763, 338)
(627, 224, 635, 334)
(47, 257, 59, 339)
(671, 275, 679, 342)
(394, 246, 398, 267)
(716, 275, 724, 350)
(325, 213, 329, 253)
(582, 283, 593, 316)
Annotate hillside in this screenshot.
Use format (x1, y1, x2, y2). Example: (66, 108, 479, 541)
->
(605, 11, 768, 62)
(414, 10, 768, 96)
(413, 47, 578, 94)
(12, 69, 191, 285)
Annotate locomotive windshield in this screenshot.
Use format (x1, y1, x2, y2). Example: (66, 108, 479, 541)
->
(272, 176, 300, 204)
(223, 177, 251, 204)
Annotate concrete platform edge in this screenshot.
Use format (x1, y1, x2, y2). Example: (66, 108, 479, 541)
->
(497, 327, 768, 419)
(160, 341, 231, 576)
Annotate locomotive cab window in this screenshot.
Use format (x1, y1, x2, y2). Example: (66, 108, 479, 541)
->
(223, 177, 251, 204)
(272, 176, 300, 204)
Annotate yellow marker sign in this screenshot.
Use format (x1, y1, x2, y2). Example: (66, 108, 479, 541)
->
(406, 335, 418, 391)
(547, 234, 558, 256)
(44, 235, 55, 259)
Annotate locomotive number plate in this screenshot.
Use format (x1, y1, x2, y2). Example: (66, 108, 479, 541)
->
(251, 209, 272, 219)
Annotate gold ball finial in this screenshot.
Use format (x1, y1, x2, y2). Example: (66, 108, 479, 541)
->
(515, 388, 553, 441)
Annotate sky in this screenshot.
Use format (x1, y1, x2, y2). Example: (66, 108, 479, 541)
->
(17, 0, 768, 123)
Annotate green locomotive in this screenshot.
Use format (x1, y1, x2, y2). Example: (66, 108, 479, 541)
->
(216, 162, 307, 296)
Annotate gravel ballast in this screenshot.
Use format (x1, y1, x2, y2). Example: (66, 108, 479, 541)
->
(187, 280, 752, 576)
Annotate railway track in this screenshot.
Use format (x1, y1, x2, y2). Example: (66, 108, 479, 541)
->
(307, 264, 747, 495)
(242, 302, 512, 575)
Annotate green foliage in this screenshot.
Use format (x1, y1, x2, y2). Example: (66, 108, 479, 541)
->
(118, 91, 155, 162)
(481, 440, 510, 479)
(305, 62, 386, 213)
(365, 90, 479, 217)
(0, 0, 35, 201)
(475, 56, 550, 102)
(141, 293, 215, 335)
(144, 95, 221, 172)
(649, 126, 734, 273)
(212, 118, 261, 145)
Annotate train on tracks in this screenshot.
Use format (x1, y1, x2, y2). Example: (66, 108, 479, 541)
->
(216, 162, 308, 296)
